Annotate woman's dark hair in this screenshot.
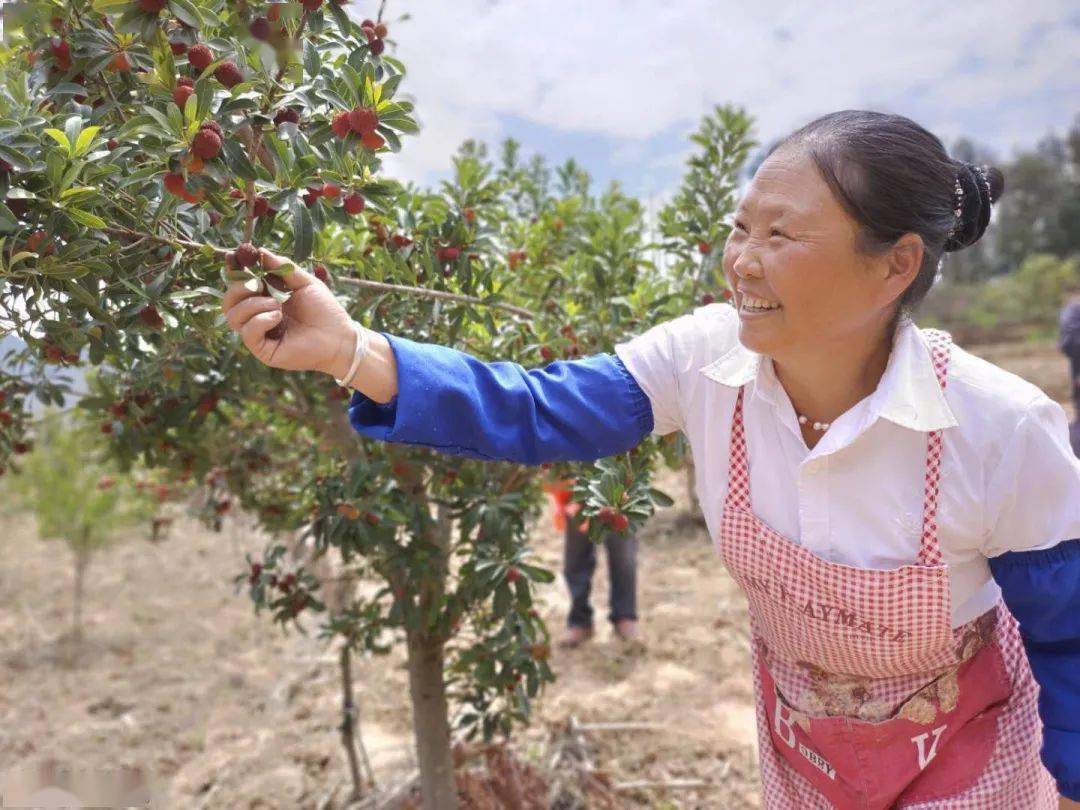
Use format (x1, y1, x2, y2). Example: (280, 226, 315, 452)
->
(766, 110, 1005, 313)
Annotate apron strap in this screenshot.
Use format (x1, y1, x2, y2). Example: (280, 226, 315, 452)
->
(917, 327, 954, 566)
(725, 385, 753, 511)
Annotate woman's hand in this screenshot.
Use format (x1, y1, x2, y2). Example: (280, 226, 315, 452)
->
(221, 248, 356, 376)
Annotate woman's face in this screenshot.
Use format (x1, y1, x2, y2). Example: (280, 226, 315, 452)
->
(721, 148, 909, 359)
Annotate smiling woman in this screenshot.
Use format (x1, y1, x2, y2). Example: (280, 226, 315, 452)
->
(224, 109, 1080, 809)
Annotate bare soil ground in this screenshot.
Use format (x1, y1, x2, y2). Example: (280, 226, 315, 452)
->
(0, 341, 1072, 809)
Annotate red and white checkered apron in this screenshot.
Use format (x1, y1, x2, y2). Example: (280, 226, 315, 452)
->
(716, 328, 1056, 809)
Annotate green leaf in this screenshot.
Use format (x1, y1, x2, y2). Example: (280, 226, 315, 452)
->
(74, 126, 101, 157)
(0, 204, 16, 232)
(92, 0, 131, 9)
(0, 144, 32, 170)
(63, 280, 100, 309)
(303, 40, 321, 79)
(43, 129, 72, 153)
(168, 0, 202, 29)
(66, 208, 107, 229)
(60, 186, 97, 200)
(648, 487, 674, 507)
(220, 138, 257, 181)
(291, 198, 313, 262)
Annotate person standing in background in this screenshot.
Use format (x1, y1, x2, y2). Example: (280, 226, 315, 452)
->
(1060, 291, 1080, 457)
(544, 478, 641, 648)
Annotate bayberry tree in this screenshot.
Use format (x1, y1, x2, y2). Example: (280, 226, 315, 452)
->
(0, 0, 752, 804)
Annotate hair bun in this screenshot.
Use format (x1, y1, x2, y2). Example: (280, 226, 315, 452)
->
(943, 162, 1006, 252)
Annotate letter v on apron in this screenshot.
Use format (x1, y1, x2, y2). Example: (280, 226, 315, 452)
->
(716, 328, 1057, 809)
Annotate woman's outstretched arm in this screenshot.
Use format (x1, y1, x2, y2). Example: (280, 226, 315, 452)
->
(221, 249, 653, 464)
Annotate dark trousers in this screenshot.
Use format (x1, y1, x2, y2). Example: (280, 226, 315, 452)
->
(563, 518, 638, 628)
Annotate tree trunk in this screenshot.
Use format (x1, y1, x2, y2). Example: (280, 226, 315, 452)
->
(72, 547, 89, 643)
(402, 500, 457, 810)
(405, 628, 457, 810)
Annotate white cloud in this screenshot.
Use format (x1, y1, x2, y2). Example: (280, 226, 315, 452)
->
(371, 0, 1079, 185)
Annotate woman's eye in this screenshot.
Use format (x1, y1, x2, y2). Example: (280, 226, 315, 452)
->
(733, 220, 747, 232)
(770, 229, 788, 239)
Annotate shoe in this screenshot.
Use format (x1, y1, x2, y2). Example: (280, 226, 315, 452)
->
(557, 626, 594, 649)
(612, 619, 642, 644)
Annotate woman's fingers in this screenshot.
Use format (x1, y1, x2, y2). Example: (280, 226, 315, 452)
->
(224, 295, 280, 332)
(240, 309, 284, 348)
(221, 280, 259, 315)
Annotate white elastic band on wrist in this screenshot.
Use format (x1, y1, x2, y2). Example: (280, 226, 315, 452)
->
(333, 321, 370, 388)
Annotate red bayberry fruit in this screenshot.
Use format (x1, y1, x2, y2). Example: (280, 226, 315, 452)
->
(195, 392, 218, 416)
(248, 563, 262, 585)
(540, 346, 554, 362)
(12, 441, 29, 454)
(229, 188, 245, 199)
(312, 264, 329, 284)
(110, 52, 132, 72)
(133, 391, 151, 407)
(110, 401, 128, 418)
(97, 475, 114, 490)
(374, 22, 388, 38)
(208, 211, 221, 226)
(273, 107, 300, 127)
(336, 503, 361, 520)
(343, 193, 365, 215)
(391, 234, 412, 249)
(49, 38, 71, 68)
(330, 111, 351, 138)
(249, 16, 271, 40)
(369, 38, 385, 56)
(176, 76, 195, 88)
(50, 16, 64, 31)
(697, 241, 710, 254)
(100, 421, 113, 434)
(597, 506, 615, 524)
(170, 41, 188, 55)
(138, 306, 165, 329)
(200, 120, 223, 138)
(173, 84, 195, 108)
(233, 242, 260, 268)
(138, 0, 167, 12)
(349, 106, 378, 134)
(253, 196, 270, 218)
(192, 129, 222, 160)
(360, 19, 375, 29)
(364, 511, 379, 526)
(188, 43, 213, 70)
(302, 187, 322, 207)
(107, 138, 119, 150)
(442, 246, 460, 262)
(163, 172, 186, 197)
(301, 0, 322, 10)
(214, 61, 243, 88)
(506, 566, 521, 584)
(701, 292, 715, 306)
(463, 207, 475, 223)
(610, 513, 629, 531)
(360, 130, 385, 150)
(321, 182, 341, 199)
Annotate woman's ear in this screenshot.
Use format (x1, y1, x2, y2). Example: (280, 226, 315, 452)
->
(884, 233, 924, 301)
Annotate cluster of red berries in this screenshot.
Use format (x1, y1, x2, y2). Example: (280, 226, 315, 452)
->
(596, 506, 630, 532)
(360, 19, 388, 55)
(192, 120, 223, 160)
(330, 105, 384, 150)
(302, 182, 366, 215)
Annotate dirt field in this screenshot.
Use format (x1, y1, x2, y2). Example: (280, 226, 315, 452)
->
(0, 340, 1072, 809)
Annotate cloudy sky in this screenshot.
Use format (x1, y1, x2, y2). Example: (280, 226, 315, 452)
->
(366, 0, 1080, 198)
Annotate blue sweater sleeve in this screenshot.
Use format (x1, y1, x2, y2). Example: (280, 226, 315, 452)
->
(347, 332, 654, 465)
(989, 538, 1080, 801)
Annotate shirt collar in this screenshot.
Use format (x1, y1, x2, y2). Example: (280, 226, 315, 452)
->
(698, 317, 959, 433)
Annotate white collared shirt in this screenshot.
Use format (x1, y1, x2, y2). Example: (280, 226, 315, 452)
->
(614, 303, 1080, 626)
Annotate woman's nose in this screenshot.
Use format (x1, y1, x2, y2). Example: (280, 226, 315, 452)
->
(729, 244, 764, 280)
